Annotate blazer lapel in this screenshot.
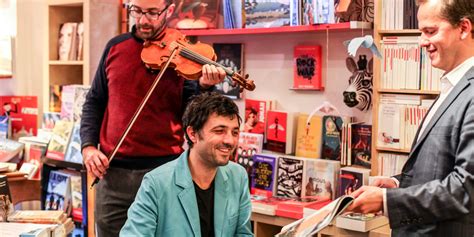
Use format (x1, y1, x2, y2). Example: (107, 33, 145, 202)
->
(410, 70, 473, 155)
(213, 167, 229, 237)
(175, 152, 201, 236)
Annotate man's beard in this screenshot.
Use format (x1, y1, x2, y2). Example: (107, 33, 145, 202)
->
(136, 17, 167, 40)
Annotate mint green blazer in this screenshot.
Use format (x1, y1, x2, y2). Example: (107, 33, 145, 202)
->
(120, 150, 253, 236)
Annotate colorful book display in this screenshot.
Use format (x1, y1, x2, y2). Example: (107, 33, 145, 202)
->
(251, 154, 278, 198)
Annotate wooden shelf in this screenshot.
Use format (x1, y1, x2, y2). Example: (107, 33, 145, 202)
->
(48, 0, 84, 6)
(376, 147, 411, 154)
(377, 89, 439, 95)
(378, 29, 421, 35)
(181, 21, 372, 36)
(49, 60, 84, 65)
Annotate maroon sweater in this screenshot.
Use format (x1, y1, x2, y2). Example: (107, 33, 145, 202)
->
(80, 29, 203, 165)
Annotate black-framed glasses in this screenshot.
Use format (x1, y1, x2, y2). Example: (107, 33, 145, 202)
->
(128, 4, 170, 20)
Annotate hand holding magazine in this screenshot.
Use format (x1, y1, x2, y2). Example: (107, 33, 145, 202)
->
(276, 195, 354, 237)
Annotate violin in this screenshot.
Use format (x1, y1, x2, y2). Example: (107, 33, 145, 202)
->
(141, 28, 255, 91)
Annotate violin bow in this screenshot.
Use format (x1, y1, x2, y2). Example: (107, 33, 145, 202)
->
(90, 47, 179, 188)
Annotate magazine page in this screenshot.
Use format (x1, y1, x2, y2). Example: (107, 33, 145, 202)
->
(277, 195, 354, 237)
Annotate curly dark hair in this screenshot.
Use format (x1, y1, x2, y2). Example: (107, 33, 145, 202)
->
(417, 0, 474, 37)
(182, 92, 241, 147)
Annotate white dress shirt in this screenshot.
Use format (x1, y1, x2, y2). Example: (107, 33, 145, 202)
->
(382, 56, 474, 217)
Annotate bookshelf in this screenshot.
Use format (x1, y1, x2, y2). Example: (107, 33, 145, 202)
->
(43, 1, 119, 236)
(371, 1, 439, 176)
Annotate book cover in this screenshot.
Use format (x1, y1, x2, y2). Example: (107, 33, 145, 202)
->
(7, 210, 67, 224)
(45, 171, 72, 215)
(64, 124, 82, 164)
(243, 99, 272, 135)
(321, 115, 343, 161)
(60, 85, 90, 123)
(45, 120, 74, 161)
(244, 0, 291, 28)
(266, 110, 297, 154)
(212, 43, 244, 99)
(167, 0, 220, 29)
(0, 138, 25, 162)
(236, 132, 264, 185)
(42, 112, 61, 130)
(302, 159, 340, 200)
(0, 116, 9, 139)
(295, 113, 323, 158)
(276, 197, 331, 219)
(0, 175, 13, 222)
(49, 85, 63, 113)
(293, 45, 323, 90)
(337, 167, 370, 197)
(351, 124, 372, 168)
(276, 156, 304, 198)
(251, 196, 290, 216)
(276, 195, 354, 236)
(0, 96, 38, 140)
(250, 154, 277, 198)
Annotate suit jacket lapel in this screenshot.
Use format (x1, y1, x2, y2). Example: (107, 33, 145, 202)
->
(175, 152, 201, 236)
(410, 69, 474, 156)
(214, 167, 229, 237)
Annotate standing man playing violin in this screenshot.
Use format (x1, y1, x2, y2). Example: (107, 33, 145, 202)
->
(80, 0, 226, 236)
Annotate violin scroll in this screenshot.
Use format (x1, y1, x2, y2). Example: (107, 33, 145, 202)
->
(231, 71, 255, 91)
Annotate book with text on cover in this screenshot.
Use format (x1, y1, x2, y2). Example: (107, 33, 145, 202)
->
(276, 195, 354, 236)
(293, 45, 323, 90)
(266, 110, 298, 154)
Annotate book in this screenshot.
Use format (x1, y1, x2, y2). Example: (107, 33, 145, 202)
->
(0, 175, 13, 222)
(302, 159, 340, 200)
(0, 116, 9, 139)
(212, 43, 244, 99)
(19, 136, 48, 180)
(0, 96, 38, 140)
(64, 124, 82, 164)
(167, 0, 220, 29)
(351, 124, 372, 168)
(335, 212, 389, 232)
(42, 112, 61, 130)
(293, 45, 323, 90)
(19, 163, 38, 180)
(276, 197, 332, 219)
(276, 156, 304, 198)
(251, 195, 290, 216)
(266, 110, 297, 154)
(45, 120, 74, 160)
(44, 170, 72, 215)
(250, 154, 278, 198)
(321, 115, 344, 161)
(7, 210, 67, 224)
(236, 132, 264, 185)
(19, 227, 50, 237)
(338, 166, 370, 197)
(243, 99, 273, 135)
(60, 85, 90, 123)
(0, 138, 25, 162)
(276, 195, 354, 236)
(49, 85, 63, 113)
(295, 113, 323, 158)
(58, 22, 78, 61)
(244, 0, 291, 28)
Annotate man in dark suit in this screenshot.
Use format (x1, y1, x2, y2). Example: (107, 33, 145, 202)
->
(347, 0, 474, 236)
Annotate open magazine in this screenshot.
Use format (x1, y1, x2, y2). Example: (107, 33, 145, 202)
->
(276, 195, 354, 237)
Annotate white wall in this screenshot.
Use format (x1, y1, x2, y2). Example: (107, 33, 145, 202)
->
(199, 30, 374, 124)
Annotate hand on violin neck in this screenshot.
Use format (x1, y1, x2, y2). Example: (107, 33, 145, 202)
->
(199, 64, 226, 89)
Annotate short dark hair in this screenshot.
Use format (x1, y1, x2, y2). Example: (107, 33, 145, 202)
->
(417, 0, 474, 36)
(182, 92, 241, 147)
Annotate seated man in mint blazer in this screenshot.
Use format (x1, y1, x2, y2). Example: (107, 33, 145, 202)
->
(120, 92, 253, 236)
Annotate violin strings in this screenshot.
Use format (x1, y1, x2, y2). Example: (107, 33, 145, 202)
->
(180, 48, 233, 75)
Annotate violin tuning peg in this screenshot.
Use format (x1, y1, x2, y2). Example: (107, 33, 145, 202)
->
(245, 74, 249, 79)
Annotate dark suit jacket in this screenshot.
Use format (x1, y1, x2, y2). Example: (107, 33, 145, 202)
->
(387, 67, 474, 236)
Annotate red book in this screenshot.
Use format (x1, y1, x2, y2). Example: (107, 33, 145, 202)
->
(276, 197, 331, 219)
(243, 99, 273, 135)
(293, 45, 323, 90)
(266, 111, 297, 154)
(0, 96, 38, 140)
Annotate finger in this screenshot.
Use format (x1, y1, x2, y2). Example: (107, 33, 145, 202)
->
(89, 163, 103, 179)
(350, 187, 365, 198)
(92, 157, 106, 175)
(372, 179, 382, 187)
(202, 64, 210, 80)
(216, 67, 226, 82)
(208, 65, 219, 81)
(98, 152, 110, 169)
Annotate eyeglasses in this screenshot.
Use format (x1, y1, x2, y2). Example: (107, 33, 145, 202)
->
(128, 4, 170, 20)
